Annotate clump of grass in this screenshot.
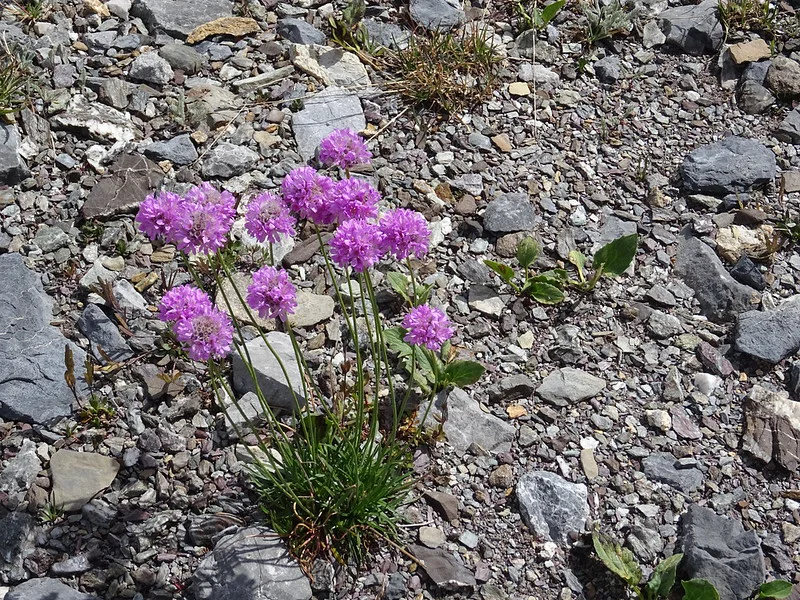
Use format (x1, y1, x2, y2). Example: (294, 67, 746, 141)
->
(39, 500, 65, 524)
(718, 0, 778, 36)
(385, 25, 502, 116)
(581, 0, 631, 45)
(0, 40, 31, 115)
(329, 0, 383, 58)
(6, 0, 49, 25)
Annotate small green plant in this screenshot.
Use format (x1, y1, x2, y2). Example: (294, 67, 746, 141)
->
(39, 500, 65, 524)
(517, 0, 567, 31)
(0, 41, 31, 115)
(386, 271, 433, 307)
(717, 0, 778, 36)
(386, 25, 502, 115)
(484, 234, 638, 304)
(777, 209, 800, 244)
(755, 581, 795, 600)
(581, 0, 631, 45)
(329, 0, 382, 58)
(682, 578, 794, 600)
(78, 394, 116, 428)
(6, 0, 48, 24)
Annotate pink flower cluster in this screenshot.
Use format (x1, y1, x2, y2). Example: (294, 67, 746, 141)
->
(402, 305, 453, 351)
(159, 285, 233, 361)
(318, 129, 372, 170)
(244, 191, 296, 244)
(247, 266, 297, 322)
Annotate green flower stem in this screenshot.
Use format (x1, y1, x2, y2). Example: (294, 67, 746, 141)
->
(314, 227, 359, 357)
(405, 257, 418, 305)
(363, 270, 398, 429)
(416, 347, 442, 429)
(357, 275, 380, 408)
(344, 273, 366, 429)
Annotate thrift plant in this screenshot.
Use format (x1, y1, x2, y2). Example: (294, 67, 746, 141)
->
(134, 129, 484, 566)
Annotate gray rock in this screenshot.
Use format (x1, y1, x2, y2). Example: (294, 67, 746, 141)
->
(77, 304, 133, 363)
(409, 0, 465, 31)
(33, 226, 70, 253)
(678, 505, 764, 600)
(516, 471, 589, 545)
(277, 18, 326, 45)
(291, 291, 335, 328)
(681, 136, 775, 195)
(468, 284, 505, 317)
(159, 43, 204, 74)
(85, 31, 117, 50)
(0, 512, 35, 584)
(233, 66, 295, 92)
(742, 385, 800, 471)
(642, 19, 666, 48)
(0, 124, 30, 185)
(765, 55, 800, 98)
(736, 80, 775, 114)
(674, 234, 759, 322)
(6, 577, 100, 600)
(775, 107, 800, 144)
(81, 153, 164, 219)
(647, 310, 682, 339)
(659, 0, 723, 55)
(734, 296, 800, 363)
(517, 62, 560, 86)
(201, 143, 259, 178)
(408, 545, 476, 591)
(50, 449, 120, 512)
(741, 60, 770, 85)
(642, 452, 704, 493)
(131, 0, 233, 38)
(129, 51, 174, 85)
(292, 87, 366, 161)
(362, 18, 409, 49)
(50, 554, 92, 576)
(289, 44, 370, 88)
(626, 526, 665, 562)
(0, 440, 40, 498)
(594, 55, 621, 83)
(192, 526, 312, 600)
(536, 367, 606, 407)
(185, 84, 239, 126)
(52, 64, 75, 88)
(442, 387, 515, 453)
(52, 95, 141, 143)
(482, 193, 536, 233)
(0, 254, 87, 424)
(143, 134, 198, 165)
(232, 332, 306, 411)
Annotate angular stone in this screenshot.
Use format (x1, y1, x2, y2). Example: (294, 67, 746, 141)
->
(76, 304, 133, 363)
(516, 471, 588, 545)
(159, 43, 204, 74)
(6, 577, 100, 600)
(233, 66, 295, 92)
(408, 545, 475, 591)
(674, 234, 760, 322)
(536, 368, 606, 407)
(201, 143, 259, 178)
(289, 44, 370, 88)
(642, 452, 704, 492)
(50, 449, 120, 512)
(292, 87, 365, 161)
(483, 192, 535, 233)
(775, 107, 800, 144)
(0, 254, 87, 424)
(0, 440, 40, 498)
(742, 385, 800, 471)
(81, 154, 164, 219)
(729, 39, 771, 64)
(192, 526, 312, 600)
(143, 133, 198, 165)
(468, 284, 504, 317)
(424, 490, 460, 521)
(737, 81, 775, 114)
(131, 0, 233, 39)
(33, 226, 70, 253)
(678, 505, 764, 600)
(594, 55, 621, 83)
(185, 84, 239, 125)
(0, 124, 29, 185)
(659, 0, 723, 55)
(0, 513, 35, 584)
(277, 18, 326, 45)
(681, 136, 775, 195)
(734, 296, 800, 364)
(290, 291, 334, 328)
(362, 18, 409, 50)
(52, 95, 141, 143)
(231, 332, 306, 411)
(766, 55, 800, 98)
(186, 16, 259, 44)
(409, 0, 464, 31)
(128, 51, 174, 85)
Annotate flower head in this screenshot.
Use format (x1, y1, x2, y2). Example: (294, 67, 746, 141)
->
(173, 306, 233, 361)
(247, 266, 297, 322)
(402, 305, 454, 351)
(136, 191, 185, 241)
(319, 129, 372, 170)
(331, 178, 380, 222)
(329, 219, 384, 272)
(159, 285, 213, 322)
(171, 200, 232, 255)
(378, 209, 430, 260)
(244, 192, 296, 244)
(184, 182, 237, 223)
(281, 167, 336, 224)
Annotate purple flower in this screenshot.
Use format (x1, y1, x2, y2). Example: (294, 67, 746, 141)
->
(244, 192, 296, 244)
(331, 178, 380, 222)
(173, 306, 233, 361)
(319, 129, 372, 170)
(329, 219, 384, 272)
(378, 208, 430, 260)
(281, 167, 336, 224)
(184, 182, 237, 223)
(247, 265, 297, 321)
(136, 191, 185, 241)
(402, 305, 454, 351)
(171, 201, 232, 255)
(159, 285, 213, 322)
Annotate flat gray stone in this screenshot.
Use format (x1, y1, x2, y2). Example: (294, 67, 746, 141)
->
(50, 449, 120, 512)
(292, 87, 365, 161)
(290, 291, 334, 328)
(159, 43, 204, 74)
(734, 296, 800, 363)
(76, 304, 133, 363)
(642, 452, 704, 493)
(409, 0, 464, 31)
(408, 545, 476, 591)
(0, 253, 87, 424)
(737, 80, 775, 115)
(143, 133, 198, 165)
(81, 153, 164, 219)
(681, 136, 776, 195)
(52, 95, 141, 143)
(290, 44, 370, 88)
(775, 107, 800, 144)
(482, 192, 536, 234)
(765, 55, 800, 98)
(231, 332, 306, 412)
(659, 0, 723, 55)
(0, 124, 29, 185)
(516, 471, 589, 545)
(33, 226, 70, 253)
(742, 385, 800, 471)
(201, 143, 259, 178)
(6, 577, 100, 600)
(131, 0, 233, 38)
(128, 51, 173, 85)
(277, 18, 325, 45)
(0, 440, 41, 499)
(536, 368, 606, 407)
(192, 526, 312, 600)
(0, 512, 35, 584)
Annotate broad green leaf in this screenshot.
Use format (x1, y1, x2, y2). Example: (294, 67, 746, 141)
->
(681, 579, 720, 600)
(592, 532, 642, 588)
(540, 0, 567, 24)
(523, 281, 565, 304)
(516, 237, 539, 269)
(384, 326, 413, 357)
(537, 268, 569, 283)
(758, 581, 794, 599)
(443, 360, 485, 387)
(416, 283, 433, 306)
(645, 553, 682, 599)
(413, 346, 436, 376)
(593, 234, 638, 277)
(568, 250, 587, 281)
(484, 259, 515, 284)
(387, 271, 411, 302)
